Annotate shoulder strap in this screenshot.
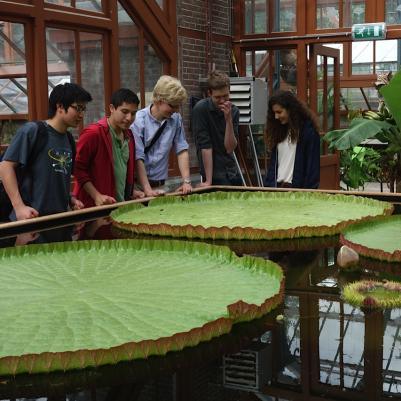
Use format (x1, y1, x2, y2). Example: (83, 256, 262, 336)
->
(144, 121, 167, 154)
(66, 131, 76, 173)
(0, 122, 48, 217)
(25, 121, 48, 168)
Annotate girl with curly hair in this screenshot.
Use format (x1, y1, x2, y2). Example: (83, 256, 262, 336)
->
(264, 90, 321, 189)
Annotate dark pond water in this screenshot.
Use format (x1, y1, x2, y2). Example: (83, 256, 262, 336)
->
(0, 218, 400, 401)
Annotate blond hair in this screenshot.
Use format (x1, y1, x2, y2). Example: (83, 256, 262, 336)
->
(152, 75, 187, 105)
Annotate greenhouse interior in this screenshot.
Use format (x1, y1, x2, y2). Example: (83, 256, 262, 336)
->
(1, 1, 401, 400)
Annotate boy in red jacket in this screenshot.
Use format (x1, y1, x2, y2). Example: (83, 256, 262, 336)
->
(74, 88, 144, 207)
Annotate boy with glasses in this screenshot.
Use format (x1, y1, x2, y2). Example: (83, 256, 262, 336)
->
(73, 88, 143, 207)
(131, 75, 192, 197)
(192, 70, 242, 186)
(0, 82, 92, 221)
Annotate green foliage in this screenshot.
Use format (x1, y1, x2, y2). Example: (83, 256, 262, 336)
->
(323, 118, 392, 189)
(323, 70, 401, 191)
(324, 118, 393, 151)
(340, 146, 381, 189)
(380, 69, 401, 130)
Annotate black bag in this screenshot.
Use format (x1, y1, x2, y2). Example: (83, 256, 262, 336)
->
(0, 122, 75, 221)
(0, 182, 11, 222)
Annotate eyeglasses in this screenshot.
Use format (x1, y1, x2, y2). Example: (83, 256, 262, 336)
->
(70, 104, 87, 113)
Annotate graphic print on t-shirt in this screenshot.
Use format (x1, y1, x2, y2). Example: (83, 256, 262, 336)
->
(48, 148, 72, 175)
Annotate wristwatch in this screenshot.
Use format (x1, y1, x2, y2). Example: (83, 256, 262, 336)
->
(183, 178, 192, 184)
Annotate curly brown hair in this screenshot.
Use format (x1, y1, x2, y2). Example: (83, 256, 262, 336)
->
(265, 90, 319, 151)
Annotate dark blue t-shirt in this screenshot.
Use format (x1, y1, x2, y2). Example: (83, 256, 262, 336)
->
(3, 121, 73, 219)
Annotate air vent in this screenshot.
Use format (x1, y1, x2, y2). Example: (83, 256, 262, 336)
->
(229, 77, 268, 125)
(223, 342, 272, 391)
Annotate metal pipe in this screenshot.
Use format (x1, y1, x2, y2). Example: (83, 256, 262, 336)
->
(247, 125, 263, 186)
(233, 31, 353, 44)
(233, 151, 247, 186)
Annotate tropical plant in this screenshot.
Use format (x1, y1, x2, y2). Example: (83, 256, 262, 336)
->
(340, 146, 381, 189)
(323, 70, 401, 192)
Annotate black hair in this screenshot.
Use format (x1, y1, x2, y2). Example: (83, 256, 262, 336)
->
(110, 88, 140, 108)
(48, 83, 92, 118)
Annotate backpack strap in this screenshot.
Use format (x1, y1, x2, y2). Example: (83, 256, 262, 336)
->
(0, 122, 48, 220)
(25, 121, 48, 168)
(66, 130, 76, 173)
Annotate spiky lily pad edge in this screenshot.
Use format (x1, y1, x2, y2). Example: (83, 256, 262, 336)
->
(111, 228, 340, 254)
(340, 215, 401, 263)
(111, 191, 393, 241)
(342, 280, 401, 309)
(0, 239, 284, 377)
(359, 256, 401, 275)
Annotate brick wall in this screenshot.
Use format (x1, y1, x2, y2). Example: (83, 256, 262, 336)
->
(176, 0, 233, 169)
(177, 1, 207, 30)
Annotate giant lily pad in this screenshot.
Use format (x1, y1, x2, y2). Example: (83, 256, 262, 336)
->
(340, 215, 401, 262)
(343, 280, 401, 310)
(0, 239, 284, 376)
(111, 191, 392, 240)
(0, 311, 281, 398)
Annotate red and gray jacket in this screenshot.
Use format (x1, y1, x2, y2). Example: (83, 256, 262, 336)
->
(73, 116, 135, 207)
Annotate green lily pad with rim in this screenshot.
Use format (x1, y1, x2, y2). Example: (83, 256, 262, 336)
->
(111, 191, 393, 240)
(340, 215, 401, 262)
(0, 239, 284, 376)
(342, 280, 401, 309)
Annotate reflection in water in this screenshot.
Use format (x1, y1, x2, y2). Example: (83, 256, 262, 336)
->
(276, 296, 301, 387)
(383, 309, 401, 395)
(1, 226, 75, 248)
(1, 218, 401, 400)
(318, 300, 364, 389)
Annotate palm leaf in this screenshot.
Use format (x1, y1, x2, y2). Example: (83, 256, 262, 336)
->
(323, 118, 393, 150)
(380, 69, 401, 130)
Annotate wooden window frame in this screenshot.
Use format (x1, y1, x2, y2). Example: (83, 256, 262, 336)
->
(0, 0, 177, 121)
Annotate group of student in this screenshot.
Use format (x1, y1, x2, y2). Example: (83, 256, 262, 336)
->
(0, 69, 320, 223)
